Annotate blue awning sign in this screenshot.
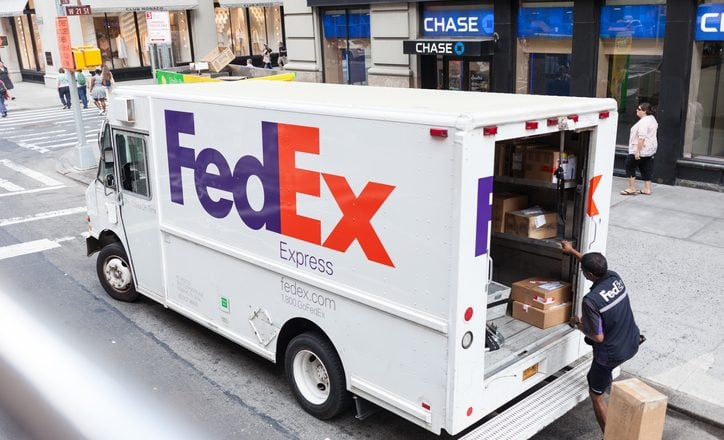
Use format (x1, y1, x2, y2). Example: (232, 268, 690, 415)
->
(696, 4, 724, 41)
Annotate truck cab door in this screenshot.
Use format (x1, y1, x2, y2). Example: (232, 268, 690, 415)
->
(113, 130, 164, 300)
(94, 121, 119, 226)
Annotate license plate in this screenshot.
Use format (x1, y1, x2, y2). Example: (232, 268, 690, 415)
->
(522, 363, 539, 381)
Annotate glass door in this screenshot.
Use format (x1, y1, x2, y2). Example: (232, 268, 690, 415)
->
(435, 57, 490, 91)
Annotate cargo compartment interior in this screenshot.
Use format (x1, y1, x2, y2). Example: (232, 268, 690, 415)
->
(484, 130, 591, 376)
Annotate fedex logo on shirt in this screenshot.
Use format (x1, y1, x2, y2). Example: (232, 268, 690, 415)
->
(165, 110, 396, 267)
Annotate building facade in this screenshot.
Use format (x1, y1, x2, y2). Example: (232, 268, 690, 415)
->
(0, 1, 722, 187)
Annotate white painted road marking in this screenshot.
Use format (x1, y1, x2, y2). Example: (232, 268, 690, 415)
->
(0, 178, 24, 192)
(0, 237, 75, 261)
(0, 207, 86, 227)
(0, 186, 66, 198)
(0, 159, 63, 186)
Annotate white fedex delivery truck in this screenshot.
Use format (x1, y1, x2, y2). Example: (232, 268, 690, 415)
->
(85, 81, 617, 438)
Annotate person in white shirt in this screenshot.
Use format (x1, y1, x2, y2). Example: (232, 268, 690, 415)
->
(621, 102, 658, 196)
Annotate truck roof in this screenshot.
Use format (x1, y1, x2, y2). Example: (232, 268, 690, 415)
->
(120, 80, 617, 127)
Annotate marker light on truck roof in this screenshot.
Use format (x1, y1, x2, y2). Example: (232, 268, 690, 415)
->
(525, 121, 538, 130)
(429, 128, 448, 138)
(567, 114, 579, 122)
(599, 111, 610, 119)
(547, 118, 558, 127)
(483, 126, 497, 136)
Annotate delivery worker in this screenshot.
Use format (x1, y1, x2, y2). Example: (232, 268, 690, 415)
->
(561, 240, 641, 434)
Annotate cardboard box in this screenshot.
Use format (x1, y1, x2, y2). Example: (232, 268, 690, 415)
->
(492, 193, 528, 233)
(494, 144, 510, 177)
(505, 208, 557, 239)
(523, 147, 577, 183)
(511, 277, 572, 310)
(511, 144, 527, 178)
(202, 47, 235, 73)
(604, 379, 668, 440)
(511, 301, 571, 329)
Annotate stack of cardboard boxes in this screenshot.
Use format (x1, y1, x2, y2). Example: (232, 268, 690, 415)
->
(491, 194, 558, 240)
(494, 143, 577, 183)
(510, 277, 572, 329)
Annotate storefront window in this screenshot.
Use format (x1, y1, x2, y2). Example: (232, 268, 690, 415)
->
(322, 9, 371, 85)
(15, 14, 44, 71)
(598, 1, 666, 146)
(170, 11, 192, 63)
(692, 42, 724, 159)
(516, 1, 573, 96)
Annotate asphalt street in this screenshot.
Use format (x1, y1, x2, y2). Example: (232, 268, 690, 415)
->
(1, 102, 723, 439)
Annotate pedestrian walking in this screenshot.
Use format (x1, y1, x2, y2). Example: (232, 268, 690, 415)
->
(278, 41, 287, 69)
(262, 44, 272, 69)
(57, 68, 71, 109)
(620, 102, 658, 196)
(101, 65, 114, 95)
(90, 68, 107, 115)
(75, 70, 89, 109)
(561, 240, 642, 434)
(0, 79, 9, 117)
(0, 61, 15, 103)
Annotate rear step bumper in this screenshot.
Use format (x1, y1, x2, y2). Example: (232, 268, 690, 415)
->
(460, 356, 592, 440)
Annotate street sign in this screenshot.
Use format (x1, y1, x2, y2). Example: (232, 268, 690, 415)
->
(56, 17, 75, 69)
(66, 6, 92, 16)
(60, 0, 70, 4)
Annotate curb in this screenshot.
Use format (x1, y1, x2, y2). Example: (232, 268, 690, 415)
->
(56, 150, 96, 186)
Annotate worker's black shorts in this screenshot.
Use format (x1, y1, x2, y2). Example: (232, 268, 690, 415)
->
(587, 360, 619, 395)
(624, 154, 655, 181)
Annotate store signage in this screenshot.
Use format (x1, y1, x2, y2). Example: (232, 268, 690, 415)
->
(422, 8, 494, 38)
(146, 11, 172, 44)
(696, 4, 724, 41)
(518, 7, 573, 39)
(66, 6, 91, 16)
(599, 5, 666, 39)
(402, 40, 491, 57)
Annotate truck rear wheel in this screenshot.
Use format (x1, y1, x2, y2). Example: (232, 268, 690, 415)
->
(96, 242, 139, 302)
(284, 332, 351, 419)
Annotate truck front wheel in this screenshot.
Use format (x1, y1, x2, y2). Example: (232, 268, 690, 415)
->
(96, 242, 139, 302)
(284, 332, 351, 419)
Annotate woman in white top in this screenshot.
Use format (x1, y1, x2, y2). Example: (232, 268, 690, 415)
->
(621, 102, 658, 196)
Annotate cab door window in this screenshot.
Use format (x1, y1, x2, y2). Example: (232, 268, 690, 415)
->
(97, 123, 115, 187)
(115, 132, 150, 198)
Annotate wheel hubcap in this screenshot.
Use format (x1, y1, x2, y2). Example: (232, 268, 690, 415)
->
(293, 349, 330, 405)
(104, 256, 131, 292)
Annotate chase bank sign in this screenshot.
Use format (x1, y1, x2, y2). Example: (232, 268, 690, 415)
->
(696, 4, 724, 41)
(422, 8, 494, 37)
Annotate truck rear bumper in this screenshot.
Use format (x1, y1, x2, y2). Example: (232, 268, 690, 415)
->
(460, 356, 592, 440)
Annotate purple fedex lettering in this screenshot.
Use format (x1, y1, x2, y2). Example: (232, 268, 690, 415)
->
(165, 110, 281, 231)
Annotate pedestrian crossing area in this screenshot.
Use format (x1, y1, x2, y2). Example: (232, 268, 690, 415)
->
(0, 159, 65, 198)
(0, 106, 104, 153)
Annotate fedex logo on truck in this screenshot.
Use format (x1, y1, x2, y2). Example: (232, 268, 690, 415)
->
(165, 110, 396, 267)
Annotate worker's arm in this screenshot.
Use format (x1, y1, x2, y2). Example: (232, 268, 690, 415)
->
(571, 301, 605, 343)
(561, 240, 583, 261)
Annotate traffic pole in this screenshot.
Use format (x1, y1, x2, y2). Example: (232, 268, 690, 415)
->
(57, 1, 95, 169)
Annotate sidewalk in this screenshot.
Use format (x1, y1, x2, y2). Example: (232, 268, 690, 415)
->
(11, 79, 724, 429)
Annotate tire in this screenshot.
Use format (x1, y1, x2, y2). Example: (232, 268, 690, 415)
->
(96, 242, 139, 302)
(284, 332, 352, 420)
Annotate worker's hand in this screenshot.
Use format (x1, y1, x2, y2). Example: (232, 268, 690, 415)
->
(561, 240, 574, 254)
(569, 316, 581, 329)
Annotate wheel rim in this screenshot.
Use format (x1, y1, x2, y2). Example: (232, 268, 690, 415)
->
(103, 256, 131, 292)
(292, 349, 330, 405)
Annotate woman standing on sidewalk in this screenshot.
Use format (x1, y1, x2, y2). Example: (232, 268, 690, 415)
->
(621, 102, 658, 196)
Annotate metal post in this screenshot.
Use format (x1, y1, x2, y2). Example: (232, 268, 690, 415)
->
(57, 1, 95, 169)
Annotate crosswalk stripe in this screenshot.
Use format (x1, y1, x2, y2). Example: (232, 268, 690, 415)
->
(0, 237, 75, 261)
(0, 207, 86, 227)
(0, 185, 65, 198)
(0, 178, 24, 192)
(0, 159, 63, 186)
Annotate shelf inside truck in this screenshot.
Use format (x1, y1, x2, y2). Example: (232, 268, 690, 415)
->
(483, 314, 574, 377)
(494, 175, 577, 190)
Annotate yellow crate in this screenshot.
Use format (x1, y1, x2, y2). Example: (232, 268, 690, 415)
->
(201, 47, 234, 73)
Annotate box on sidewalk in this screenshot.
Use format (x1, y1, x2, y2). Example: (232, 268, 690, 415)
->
(505, 208, 557, 239)
(511, 277, 571, 310)
(604, 378, 668, 440)
(201, 47, 235, 73)
(492, 193, 528, 233)
(511, 301, 571, 329)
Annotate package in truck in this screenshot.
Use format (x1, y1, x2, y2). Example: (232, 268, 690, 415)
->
(511, 277, 572, 310)
(505, 208, 557, 239)
(512, 301, 572, 329)
(492, 193, 528, 233)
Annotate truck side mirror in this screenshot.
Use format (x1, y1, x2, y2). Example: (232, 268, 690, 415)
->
(105, 174, 115, 189)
